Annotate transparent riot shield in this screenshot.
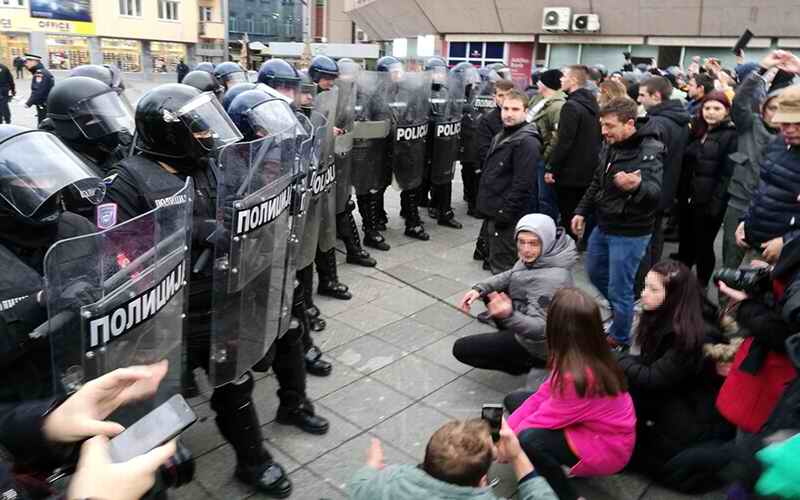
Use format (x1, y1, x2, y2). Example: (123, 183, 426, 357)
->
(429, 74, 466, 185)
(351, 70, 392, 196)
(210, 130, 296, 386)
(45, 179, 193, 401)
(474, 78, 497, 116)
(388, 70, 432, 191)
(314, 88, 339, 252)
(334, 76, 357, 212)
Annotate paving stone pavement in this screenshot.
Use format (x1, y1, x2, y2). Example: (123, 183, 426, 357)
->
(9, 77, 724, 499)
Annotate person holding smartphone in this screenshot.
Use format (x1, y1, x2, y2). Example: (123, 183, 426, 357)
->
(0, 362, 177, 500)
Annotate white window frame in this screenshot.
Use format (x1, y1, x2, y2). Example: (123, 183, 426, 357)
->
(447, 41, 506, 68)
(199, 6, 213, 22)
(158, 0, 180, 21)
(118, 0, 142, 17)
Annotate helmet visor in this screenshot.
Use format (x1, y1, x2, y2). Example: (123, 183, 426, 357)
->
(462, 66, 480, 86)
(337, 61, 360, 81)
(70, 90, 135, 140)
(248, 99, 300, 140)
(177, 91, 243, 151)
(430, 66, 447, 84)
(0, 131, 105, 217)
(224, 71, 249, 86)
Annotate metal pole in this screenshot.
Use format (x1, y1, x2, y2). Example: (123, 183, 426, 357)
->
(222, 0, 230, 61)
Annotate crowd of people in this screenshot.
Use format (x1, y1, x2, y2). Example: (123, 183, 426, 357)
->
(1, 46, 800, 500)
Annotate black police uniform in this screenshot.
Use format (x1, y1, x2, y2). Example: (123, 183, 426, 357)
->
(0, 212, 95, 402)
(0, 64, 15, 124)
(26, 63, 54, 125)
(424, 83, 462, 229)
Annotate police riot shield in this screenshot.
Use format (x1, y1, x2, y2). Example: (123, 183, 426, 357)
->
(45, 179, 193, 400)
(315, 88, 339, 252)
(474, 78, 497, 116)
(389, 70, 432, 191)
(429, 74, 465, 185)
(334, 71, 358, 213)
(351, 70, 392, 196)
(211, 131, 296, 386)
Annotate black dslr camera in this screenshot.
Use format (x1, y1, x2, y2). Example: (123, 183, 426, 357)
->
(712, 266, 774, 295)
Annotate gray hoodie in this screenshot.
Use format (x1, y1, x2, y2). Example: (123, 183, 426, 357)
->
(348, 464, 557, 500)
(473, 220, 578, 360)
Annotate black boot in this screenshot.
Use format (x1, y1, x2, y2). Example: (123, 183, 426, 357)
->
(435, 183, 462, 229)
(298, 266, 326, 331)
(357, 193, 390, 251)
(211, 374, 292, 498)
(305, 345, 332, 376)
(315, 247, 352, 300)
(401, 189, 429, 241)
(376, 188, 388, 230)
(276, 393, 330, 435)
(337, 201, 376, 267)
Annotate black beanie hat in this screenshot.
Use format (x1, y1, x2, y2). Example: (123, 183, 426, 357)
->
(539, 69, 563, 91)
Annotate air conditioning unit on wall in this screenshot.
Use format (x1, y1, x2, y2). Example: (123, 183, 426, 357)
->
(542, 7, 572, 32)
(572, 14, 600, 32)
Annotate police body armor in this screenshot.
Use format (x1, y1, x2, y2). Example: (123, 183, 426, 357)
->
(333, 78, 357, 213)
(0, 213, 96, 401)
(350, 71, 392, 196)
(45, 180, 193, 407)
(296, 89, 337, 270)
(388, 71, 432, 191)
(211, 133, 297, 385)
(427, 79, 464, 186)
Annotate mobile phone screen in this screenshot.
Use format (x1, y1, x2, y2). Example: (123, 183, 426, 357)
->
(108, 394, 197, 463)
(481, 404, 503, 442)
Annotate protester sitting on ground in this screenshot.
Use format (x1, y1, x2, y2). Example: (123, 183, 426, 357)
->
(454, 214, 577, 374)
(0, 362, 176, 500)
(347, 418, 558, 500)
(617, 261, 734, 490)
(504, 287, 636, 500)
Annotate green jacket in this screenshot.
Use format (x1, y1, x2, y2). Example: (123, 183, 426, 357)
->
(348, 464, 558, 500)
(529, 91, 566, 163)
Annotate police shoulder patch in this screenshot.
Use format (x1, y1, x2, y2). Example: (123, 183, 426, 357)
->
(96, 203, 118, 229)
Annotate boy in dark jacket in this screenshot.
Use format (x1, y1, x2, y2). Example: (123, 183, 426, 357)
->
(545, 65, 602, 242)
(572, 97, 664, 346)
(476, 89, 541, 274)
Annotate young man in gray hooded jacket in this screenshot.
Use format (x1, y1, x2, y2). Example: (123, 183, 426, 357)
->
(454, 214, 577, 374)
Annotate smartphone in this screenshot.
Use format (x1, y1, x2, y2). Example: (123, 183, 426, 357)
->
(481, 404, 504, 443)
(108, 394, 197, 463)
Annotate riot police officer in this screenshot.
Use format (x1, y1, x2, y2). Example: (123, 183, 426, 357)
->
(0, 124, 104, 402)
(421, 56, 462, 230)
(228, 87, 334, 379)
(310, 55, 375, 267)
(451, 62, 483, 218)
(182, 69, 226, 102)
(70, 64, 126, 92)
(222, 82, 257, 112)
(23, 54, 54, 125)
(214, 61, 249, 92)
(103, 84, 295, 496)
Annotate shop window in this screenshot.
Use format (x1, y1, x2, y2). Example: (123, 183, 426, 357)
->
(158, 0, 179, 21)
(448, 42, 466, 59)
(448, 41, 505, 68)
(485, 42, 504, 60)
(0, 34, 28, 67)
(102, 38, 141, 72)
(151, 41, 187, 72)
(119, 0, 141, 16)
(46, 36, 90, 70)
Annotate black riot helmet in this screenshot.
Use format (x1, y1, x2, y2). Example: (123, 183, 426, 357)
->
(0, 125, 105, 225)
(487, 62, 511, 81)
(214, 61, 248, 89)
(228, 89, 299, 142)
(46, 76, 134, 144)
(195, 62, 215, 73)
(182, 70, 225, 101)
(134, 83, 243, 163)
(376, 55, 401, 73)
(70, 64, 125, 91)
(257, 59, 300, 91)
(222, 82, 257, 112)
(309, 55, 339, 84)
(450, 61, 480, 92)
(424, 57, 448, 87)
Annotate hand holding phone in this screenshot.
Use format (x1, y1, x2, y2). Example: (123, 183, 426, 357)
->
(481, 403, 504, 443)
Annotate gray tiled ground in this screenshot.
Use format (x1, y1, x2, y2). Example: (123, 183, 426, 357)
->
(8, 78, 722, 500)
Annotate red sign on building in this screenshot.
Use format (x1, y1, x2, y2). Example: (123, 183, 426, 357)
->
(508, 42, 535, 89)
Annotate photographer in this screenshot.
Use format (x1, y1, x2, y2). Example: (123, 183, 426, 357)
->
(0, 362, 176, 500)
(715, 236, 800, 437)
(348, 418, 557, 500)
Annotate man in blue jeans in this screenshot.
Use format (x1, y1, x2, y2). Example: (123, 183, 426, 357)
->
(571, 97, 664, 347)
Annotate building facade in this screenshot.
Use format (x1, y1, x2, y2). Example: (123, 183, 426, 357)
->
(346, 0, 800, 86)
(227, 0, 303, 67)
(0, 0, 227, 73)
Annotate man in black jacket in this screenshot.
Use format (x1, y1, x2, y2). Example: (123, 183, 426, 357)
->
(0, 63, 14, 124)
(572, 97, 664, 347)
(636, 76, 691, 288)
(474, 79, 514, 261)
(477, 89, 541, 273)
(545, 65, 602, 243)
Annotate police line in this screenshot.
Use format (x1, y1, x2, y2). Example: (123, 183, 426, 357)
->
(87, 261, 186, 349)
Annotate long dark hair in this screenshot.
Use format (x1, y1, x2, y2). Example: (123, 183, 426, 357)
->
(637, 260, 706, 356)
(546, 288, 628, 398)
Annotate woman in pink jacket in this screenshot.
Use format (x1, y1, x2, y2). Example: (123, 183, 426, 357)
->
(505, 287, 636, 500)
